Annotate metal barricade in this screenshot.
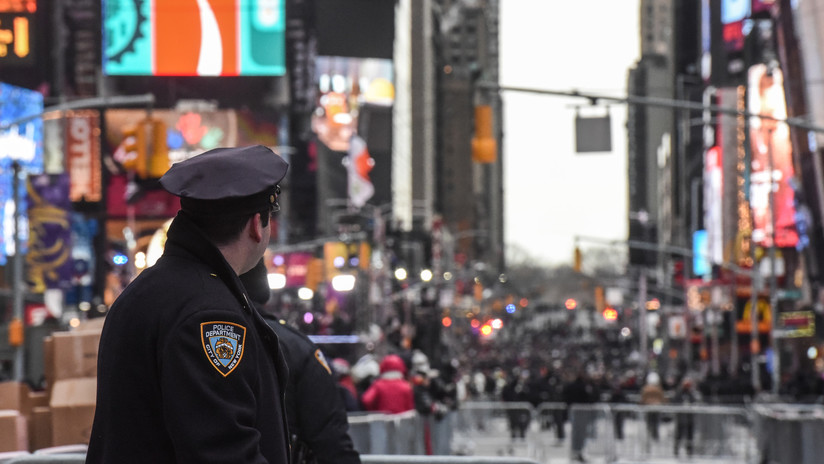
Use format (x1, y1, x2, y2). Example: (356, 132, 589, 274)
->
(571, 403, 756, 463)
(2, 455, 85, 464)
(361, 455, 541, 464)
(754, 404, 824, 464)
(348, 410, 426, 455)
(450, 401, 539, 459)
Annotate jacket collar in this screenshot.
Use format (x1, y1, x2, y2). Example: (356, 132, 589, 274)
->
(164, 211, 250, 310)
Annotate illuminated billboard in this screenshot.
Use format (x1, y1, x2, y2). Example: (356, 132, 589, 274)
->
(102, 0, 285, 76)
(0, 0, 36, 67)
(747, 63, 798, 248)
(0, 81, 43, 265)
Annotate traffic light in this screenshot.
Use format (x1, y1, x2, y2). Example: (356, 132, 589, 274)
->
(120, 122, 147, 178)
(147, 119, 170, 178)
(573, 247, 582, 272)
(8, 317, 23, 347)
(472, 105, 497, 163)
(595, 286, 605, 312)
(120, 118, 169, 179)
(305, 258, 324, 292)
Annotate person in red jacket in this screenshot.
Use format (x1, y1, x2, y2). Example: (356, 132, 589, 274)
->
(360, 354, 415, 414)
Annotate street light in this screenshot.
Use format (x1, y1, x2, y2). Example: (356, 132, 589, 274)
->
(331, 274, 357, 292)
(267, 273, 286, 290)
(394, 268, 408, 281)
(298, 287, 314, 301)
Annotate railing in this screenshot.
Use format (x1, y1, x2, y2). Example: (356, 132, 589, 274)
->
(4, 401, 824, 463)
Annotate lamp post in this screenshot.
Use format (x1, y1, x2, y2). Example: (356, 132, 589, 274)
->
(11, 162, 25, 381)
(766, 125, 781, 395)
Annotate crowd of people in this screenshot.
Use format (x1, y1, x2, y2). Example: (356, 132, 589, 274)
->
(79, 141, 824, 463)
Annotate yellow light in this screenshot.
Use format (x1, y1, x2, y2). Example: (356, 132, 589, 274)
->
(565, 298, 577, 310)
(13, 16, 28, 58)
(480, 325, 493, 336)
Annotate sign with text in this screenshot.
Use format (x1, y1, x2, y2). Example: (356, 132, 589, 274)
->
(66, 110, 102, 203)
(0, 0, 36, 67)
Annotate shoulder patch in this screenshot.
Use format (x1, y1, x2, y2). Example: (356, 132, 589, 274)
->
(201, 321, 246, 377)
(314, 348, 332, 375)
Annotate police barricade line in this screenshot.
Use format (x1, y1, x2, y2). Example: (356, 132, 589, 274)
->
(569, 403, 755, 463)
(530, 402, 569, 461)
(348, 410, 427, 455)
(360, 455, 542, 464)
(0, 455, 543, 464)
(449, 401, 539, 459)
(753, 404, 824, 464)
(1, 455, 86, 464)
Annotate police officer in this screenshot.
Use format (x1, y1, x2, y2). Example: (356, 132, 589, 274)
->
(240, 259, 362, 464)
(87, 145, 291, 463)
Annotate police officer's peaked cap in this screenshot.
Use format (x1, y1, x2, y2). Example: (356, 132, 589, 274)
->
(160, 145, 288, 216)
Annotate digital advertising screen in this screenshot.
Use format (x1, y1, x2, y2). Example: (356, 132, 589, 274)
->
(0, 81, 43, 265)
(102, 0, 285, 76)
(0, 0, 37, 67)
(747, 63, 798, 248)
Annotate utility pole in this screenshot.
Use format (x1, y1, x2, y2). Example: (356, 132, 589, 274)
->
(767, 127, 781, 395)
(12, 162, 24, 381)
(638, 268, 648, 369)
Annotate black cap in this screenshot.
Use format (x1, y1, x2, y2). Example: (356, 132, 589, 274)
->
(159, 145, 288, 216)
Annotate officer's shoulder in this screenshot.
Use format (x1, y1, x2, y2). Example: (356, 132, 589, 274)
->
(264, 317, 334, 374)
(265, 317, 316, 346)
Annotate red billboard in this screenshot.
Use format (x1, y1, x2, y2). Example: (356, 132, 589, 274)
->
(748, 64, 798, 248)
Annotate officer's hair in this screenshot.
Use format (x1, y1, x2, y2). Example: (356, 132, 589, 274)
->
(189, 208, 270, 246)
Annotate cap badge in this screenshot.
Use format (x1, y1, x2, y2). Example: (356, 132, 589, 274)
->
(269, 194, 275, 204)
(201, 321, 246, 377)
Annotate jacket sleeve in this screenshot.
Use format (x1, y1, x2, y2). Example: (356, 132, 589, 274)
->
(361, 384, 379, 411)
(294, 346, 362, 464)
(159, 310, 271, 463)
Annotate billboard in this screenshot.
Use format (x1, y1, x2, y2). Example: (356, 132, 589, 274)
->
(105, 108, 281, 174)
(747, 64, 798, 248)
(0, 82, 43, 265)
(102, 0, 285, 76)
(66, 110, 103, 203)
(26, 174, 74, 292)
(0, 0, 36, 67)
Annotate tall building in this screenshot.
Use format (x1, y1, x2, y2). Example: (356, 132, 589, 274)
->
(628, 0, 676, 268)
(433, 0, 504, 273)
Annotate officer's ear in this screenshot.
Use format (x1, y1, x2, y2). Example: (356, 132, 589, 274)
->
(249, 212, 266, 243)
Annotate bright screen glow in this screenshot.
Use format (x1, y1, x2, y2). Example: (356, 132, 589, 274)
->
(103, 0, 285, 76)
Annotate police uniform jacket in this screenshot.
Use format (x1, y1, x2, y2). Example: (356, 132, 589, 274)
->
(262, 315, 361, 464)
(86, 212, 290, 464)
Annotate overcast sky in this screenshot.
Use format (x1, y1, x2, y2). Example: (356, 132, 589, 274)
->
(499, 0, 641, 266)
